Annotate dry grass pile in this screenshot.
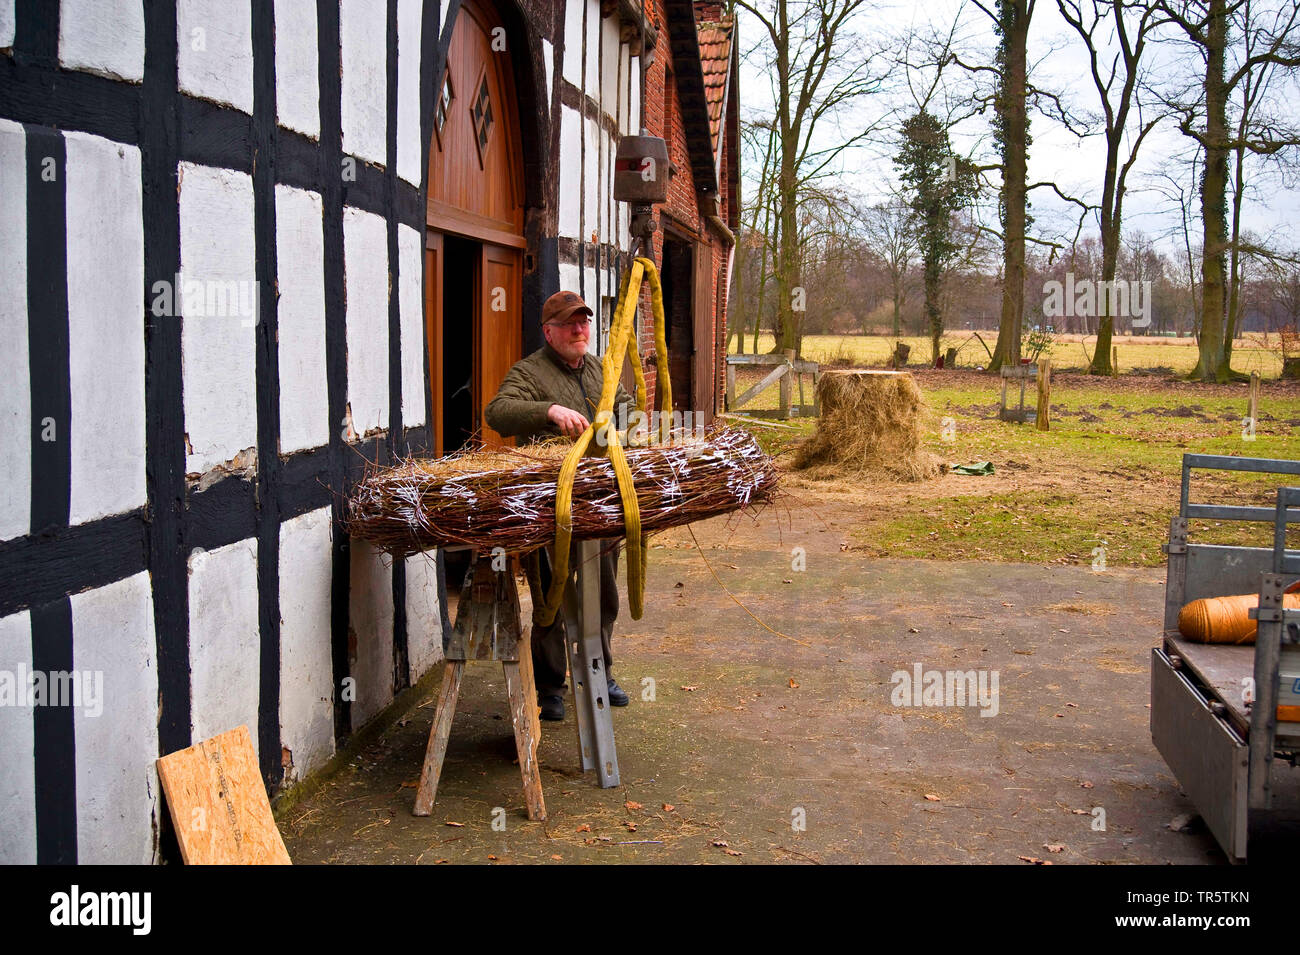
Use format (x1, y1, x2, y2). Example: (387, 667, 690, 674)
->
(345, 426, 779, 557)
(793, 370, 941, 481)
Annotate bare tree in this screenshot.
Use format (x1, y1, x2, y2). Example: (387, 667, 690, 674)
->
(1158, 0, 1300, 380)
(735, 0, 892, 356)
(1058, 0, 1166, 372)
(858, 195, 919, 337)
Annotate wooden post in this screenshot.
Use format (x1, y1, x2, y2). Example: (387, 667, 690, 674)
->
(725, 360, 736, 410)
(1248, 371, 1260, 432)
(1036, 358, 1051, 431)
(779, 349, 794, 418)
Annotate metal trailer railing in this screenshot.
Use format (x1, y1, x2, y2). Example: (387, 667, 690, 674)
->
(1152, 453, 1300, 862)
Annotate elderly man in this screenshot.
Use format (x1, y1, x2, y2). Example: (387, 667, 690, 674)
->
(484, 290, 635, 721)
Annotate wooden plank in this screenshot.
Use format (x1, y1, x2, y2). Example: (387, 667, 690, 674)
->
(1036, 358, 1051, 432)
(413, 662, 464, 816)
(731, 361, 788, 409)
(504, 659, 547, 821)
(779, 349, 793, 418)
(1248, 371, 1260, 434)
(156, 726, 290, 865)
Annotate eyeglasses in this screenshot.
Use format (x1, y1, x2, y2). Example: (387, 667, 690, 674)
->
(547, 316, 593, 329)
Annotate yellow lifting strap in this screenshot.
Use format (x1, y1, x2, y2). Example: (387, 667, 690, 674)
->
(532, 255, 672, 628)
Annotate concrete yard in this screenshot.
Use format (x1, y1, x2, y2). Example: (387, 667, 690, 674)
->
(279, 499, 1300, 864)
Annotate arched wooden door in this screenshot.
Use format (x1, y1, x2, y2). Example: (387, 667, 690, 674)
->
(426, 0, 526, 453)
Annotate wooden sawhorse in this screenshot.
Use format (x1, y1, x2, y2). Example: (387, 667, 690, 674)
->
(411, 540, 620, 821)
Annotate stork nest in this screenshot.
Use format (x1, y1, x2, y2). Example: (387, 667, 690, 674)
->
(345, 426, 779, 557)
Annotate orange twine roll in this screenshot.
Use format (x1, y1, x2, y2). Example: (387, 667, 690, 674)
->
(1178, 592, 1300, 644)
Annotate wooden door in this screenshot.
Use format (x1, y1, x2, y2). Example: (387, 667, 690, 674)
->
(425, 232, 445, 454)
(692, 241, 714, 422)
(426, 0, 526, 454)
(478, 242, 521, 447)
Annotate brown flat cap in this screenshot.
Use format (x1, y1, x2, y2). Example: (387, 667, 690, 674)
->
(542, 290, 594, 325)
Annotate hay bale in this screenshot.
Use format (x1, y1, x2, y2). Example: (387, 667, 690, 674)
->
(792, 370, 940, 481)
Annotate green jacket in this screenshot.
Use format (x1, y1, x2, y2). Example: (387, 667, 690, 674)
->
(485, 343, 635, 444)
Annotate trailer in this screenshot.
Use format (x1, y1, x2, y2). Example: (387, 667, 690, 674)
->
(1151, 453, 1300, 862)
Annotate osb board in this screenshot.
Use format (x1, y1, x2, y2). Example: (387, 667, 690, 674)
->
(157, 725, 291, 865)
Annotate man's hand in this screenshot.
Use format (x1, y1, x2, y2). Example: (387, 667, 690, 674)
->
(547, 403, 590, 437)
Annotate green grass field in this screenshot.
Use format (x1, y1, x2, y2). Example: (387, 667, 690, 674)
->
(733, 332, 1286, 378)
(728, 368, 1300, 568)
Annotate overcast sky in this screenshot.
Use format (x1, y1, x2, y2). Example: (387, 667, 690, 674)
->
(734, 0, 1300, 264)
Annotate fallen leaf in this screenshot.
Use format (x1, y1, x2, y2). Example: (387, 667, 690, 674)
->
(399, 780, 418, 788)
(680, 685, 699, 692)
(445, 821, 465, 827)
(488, 854, 498, 860)
(782, 578, 793, 584)
(550, 854, 562, 860)
(908, 627, 920, 633)
(434, 859, 449, 864)
(624, 822, 638, 832)
(663, 803, 675, 812)
(625, 801, 643, 811)
(723, 848, 743, 856)
(1044, 844, 1066, 853)
(576, 824, 592, 833)
(674, 581, 684, 589)
(1066, 702, 1078, 708)
(788, 678, 800, 689)
(1080, 781, 1094, 789)
(712, 839, 729, 847)
(1018, 855, 1052, 865)
(1070, 809, 1089, 815)
(924, 793, 941, 802)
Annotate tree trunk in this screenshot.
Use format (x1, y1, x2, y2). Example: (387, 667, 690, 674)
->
(989, 0, 1030, 373)
(1194, 0, 1229, 382)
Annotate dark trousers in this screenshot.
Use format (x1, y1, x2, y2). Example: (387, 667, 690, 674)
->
(531, 539, 620, 696)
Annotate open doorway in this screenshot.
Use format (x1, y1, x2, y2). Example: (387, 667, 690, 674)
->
(660, 234, 694, 412)
(440, 235, 478, 455)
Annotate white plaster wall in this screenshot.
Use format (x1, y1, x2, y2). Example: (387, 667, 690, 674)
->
(600, 13, 619, 110)
(0, 1, 13, 48)
(188, 538, 260, 756)
(70, 572, 157, 865)
(558, 262, 580, 300)
(348, 541, 393, 729)
(396, 0, 421, 185)
(397, 223, 425, 429)
(340, 0, 387, 166)
(562, 0, 583, 87)
(278, 507, 334, 783)
(274, 0, 319, 139)
(275, 184, 328, 454)
(558, 105, 581, 240)
(343, 205, 389, 436)
(618, 45, 630, 133)
(629, 56, 640, 132)
(0, 610, 35, 864)
(65, 132, 146, 525)
(0, 120, 29, 542)
(59, 0, 145, 83)
(177, 0, 254, 114)
(584, 116, 599, 243)
(404, 553, 442, 684)
(542, 37, 554, 109)
(178, 161, 257, 475)
(584, 0, 599, 95)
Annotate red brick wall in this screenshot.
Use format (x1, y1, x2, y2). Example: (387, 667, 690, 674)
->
(636, 0, 734, 418)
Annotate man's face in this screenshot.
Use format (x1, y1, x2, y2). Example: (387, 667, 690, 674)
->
(543, 310, 592, 366)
